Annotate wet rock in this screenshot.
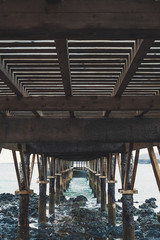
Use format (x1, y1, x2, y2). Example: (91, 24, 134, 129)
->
(109, 225, 123, 238)
(60, 195, 67, 202)
(139, 198, 158, 209)
(145, 229, 160, 238)
(73, 195, 88, 203)
(135, 228, 144, 238)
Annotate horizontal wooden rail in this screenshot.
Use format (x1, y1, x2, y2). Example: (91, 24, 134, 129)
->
(0, 96, 160, 111)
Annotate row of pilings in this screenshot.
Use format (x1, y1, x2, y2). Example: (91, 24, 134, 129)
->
(86, 151, 137, 240)
(10, 144, 160, 240)
(12, 149, 74, 240)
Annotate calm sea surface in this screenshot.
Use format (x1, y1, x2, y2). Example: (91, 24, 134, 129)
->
(0, 163, 159, 208)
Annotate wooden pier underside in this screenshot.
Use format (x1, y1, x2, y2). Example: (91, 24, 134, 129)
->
(1, 2, 160, 240)
(0, 0, 159, 159)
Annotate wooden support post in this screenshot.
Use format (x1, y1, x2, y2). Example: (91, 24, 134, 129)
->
(121, 152, 135, 240)
(100, 176, 106, 211)
(107, 154, 116, 225)
(123, 144, 133, 190)
(56, 173, 61, 204)
(12, 151, 22, 191)
(96, 173, 101, 203)
(117, 153, 122, 184)
(131, 150, 139, 190)
(17, 151, 30, 240)
(29, 154, 35, 186)
(108, 181, 116, 225)
(38, 155, 47, 223)
(48, 157, 55, 215)
(148, 146, 160, 191)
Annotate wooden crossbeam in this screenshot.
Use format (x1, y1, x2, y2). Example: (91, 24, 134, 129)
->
(1, 96, 160, 111)
(55, 39, 74, 118)
(112, 39, 154, 96)
(148, 146, 160, 191)
(0, 1, 160, 39)
(1, 118, 160, 143)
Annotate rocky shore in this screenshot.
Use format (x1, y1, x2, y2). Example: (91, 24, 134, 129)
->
(0, 193, 160, 240)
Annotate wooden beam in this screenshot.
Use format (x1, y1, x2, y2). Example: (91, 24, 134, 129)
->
(29, 154, 35, 186)
(0, 1, 160, 39)
(0, 61, 26, 97)
(112, 39, 154, 96)
(19, 148, 29, 190)
(0, 118, 160, 143)
(55, 39, 74, 118)
(130, 149, 139, 190)
(148, 146, 160, 191)
(0, 60, 40, 117)
(1, 96, 160, 111)
(12, 150, 22, 191)
(117, 153, 122, 183)
(27, 142, 126, 155)
(55, 39, 72, 96)
(37, 154, 41, 180)
(123, 143, 133, 190)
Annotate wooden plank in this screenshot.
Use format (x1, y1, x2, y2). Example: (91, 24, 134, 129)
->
(0, 118, 160, 143)
(119, 189, 138, 194)
(147, 146, 160, 191)
(12, 150, 22, 191)
(112, 40, 154, 96)
(0, 1, 160, 39)
(130, 150, 139, 190)
(1, 96, 160, 111)
(123, 143, 133, 190)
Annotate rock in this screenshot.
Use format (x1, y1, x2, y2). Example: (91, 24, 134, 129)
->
(73, 195, 88, 203)
(135, 228, 144, 238)
(145, 229, 160, 238)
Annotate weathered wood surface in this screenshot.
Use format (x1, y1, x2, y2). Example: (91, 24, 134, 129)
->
(148, 146, 160, 191)
(0, 0, 160, 39)
(112, 40, 154, 96)
(1, 96, 160, 111)
(0, 118, 160, 143)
